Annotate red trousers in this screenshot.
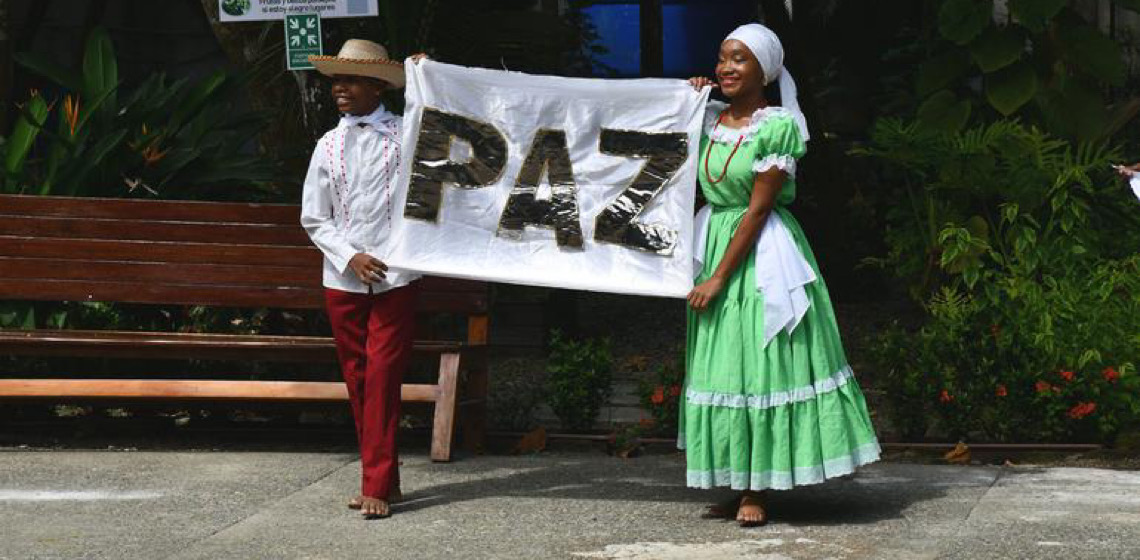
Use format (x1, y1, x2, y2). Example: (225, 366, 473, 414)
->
(324, 282, 419, 499)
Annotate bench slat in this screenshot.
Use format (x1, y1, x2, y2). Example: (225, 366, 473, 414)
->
(0, 329, 469, 362)
(0, 379, 440, 402)
(1, 279, 488, 312)
(0, 194, 300, 224)
(0, 257, 320, 289)
(0, 278, 326, 308)
(0, 256, 487, 297)
(0, 216, 311, 246)
(0, 238, 489, 294)
(0, 236, 323, 267)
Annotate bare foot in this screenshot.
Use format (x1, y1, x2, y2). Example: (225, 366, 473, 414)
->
(736, 491, 767, 527)
(701, 495, 740, 519)
(349, 487, 402, 509)
(359, 497, 391, 519)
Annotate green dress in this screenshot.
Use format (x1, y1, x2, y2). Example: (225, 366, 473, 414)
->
(680, 103, 880, 490)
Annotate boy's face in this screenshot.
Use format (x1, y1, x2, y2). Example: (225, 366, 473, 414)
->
(330, 74, 387, 116)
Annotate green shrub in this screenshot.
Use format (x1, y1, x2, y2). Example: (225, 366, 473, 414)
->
(862, 119, 1140, 442)
(545, 330, 613, 432)
(636, 348, 684, 437)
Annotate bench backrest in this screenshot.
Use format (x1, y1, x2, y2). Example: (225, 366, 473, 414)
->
(0, 195, 488, 332)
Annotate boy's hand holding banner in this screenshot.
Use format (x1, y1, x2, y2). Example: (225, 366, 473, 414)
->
(386, 60, 710, 298)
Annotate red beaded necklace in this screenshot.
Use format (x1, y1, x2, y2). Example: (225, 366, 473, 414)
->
(703, 110, 744, 185)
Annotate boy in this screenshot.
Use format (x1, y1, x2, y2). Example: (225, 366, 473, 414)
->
(302, 40, 424, 519)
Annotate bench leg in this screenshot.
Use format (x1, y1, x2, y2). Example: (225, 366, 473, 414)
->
(460, 366, 488, 455)
(430, 352, 461, 462)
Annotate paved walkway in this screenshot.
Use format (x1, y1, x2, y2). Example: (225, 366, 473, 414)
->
(2, 449, 1139, 559)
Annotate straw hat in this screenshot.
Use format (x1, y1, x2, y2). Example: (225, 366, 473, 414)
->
(309, 39, 405, 87)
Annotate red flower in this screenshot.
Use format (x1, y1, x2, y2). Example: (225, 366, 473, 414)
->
(1059, 370, 1075, 382)
(1067, 402, 1097, 420)
(651, 386, 665, 405)
(995, 384, 1008, 397)
(1035, 380, 1053, 394)
(669, 385, 682, 397)
(938, 390, 953, 403)
(1104, 367, 1120, 384)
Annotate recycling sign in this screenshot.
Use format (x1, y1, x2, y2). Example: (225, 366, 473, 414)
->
(285, 13, 322, 71)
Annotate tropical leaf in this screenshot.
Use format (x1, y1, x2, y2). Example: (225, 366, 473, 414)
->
(938, 0, 991, 45)
(918, 49, 972, 96)
(81, 27, 119, 114)
(1102, 97, 1140, 140)
(970, 25, 1026, 73)
(917, 90, 972, 133)
(55, 129, 128, 196)
(3, 94, 49, 187)
(985, 61, 1038, 116)
(1008, 0, 1066, 32)
(1036, 81, 1108, 142)
(170, 71, 228, 130)
(12, 52, 82, 91)
(0, 303, 36, 330)
(1056, 24, 1125, 86)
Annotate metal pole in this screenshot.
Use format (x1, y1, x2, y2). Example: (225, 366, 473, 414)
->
(639, 0, 663, 77)
(0, 0, 10, 132)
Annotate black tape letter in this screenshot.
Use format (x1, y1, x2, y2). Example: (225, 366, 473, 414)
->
(498, 129, 583, 248)
(405, 108, 508, 221)
(595, 129, 688, 254)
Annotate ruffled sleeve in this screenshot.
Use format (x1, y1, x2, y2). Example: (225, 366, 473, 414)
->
(752, 114, 806, 177)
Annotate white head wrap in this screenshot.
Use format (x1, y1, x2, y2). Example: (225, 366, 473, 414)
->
(724, 23, 810, 142)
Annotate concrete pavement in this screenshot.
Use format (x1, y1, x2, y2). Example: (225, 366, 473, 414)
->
(2, 448, 1139, 559)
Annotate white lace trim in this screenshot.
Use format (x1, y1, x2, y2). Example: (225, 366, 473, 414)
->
(752, 154, 797, 177)
(684, 441, 882, 491)
(684, 365, 854, 411)
(702, 100, 795, 144)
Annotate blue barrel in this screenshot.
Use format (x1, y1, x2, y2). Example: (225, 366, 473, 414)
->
(581, 0, 758, 78)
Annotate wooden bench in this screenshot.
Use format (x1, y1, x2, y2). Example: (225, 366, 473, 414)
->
(0, 194, 489, 461)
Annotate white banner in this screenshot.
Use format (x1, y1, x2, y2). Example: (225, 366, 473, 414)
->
(386, 61, 709, 298)
(219, 0, 376, 22)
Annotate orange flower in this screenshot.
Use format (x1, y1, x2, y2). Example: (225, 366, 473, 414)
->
(651, 386, 665, 405)
(1103, 367, 1120, 384)
(938, 390, 953, 403)
(1067, 402, 1097, 420)
(990, 324, 1000, 338)
(995, 384, 1008, 397)
(139, 142, 170, 166)
(1035, 380, 1052, 394)
(1059, 370, 1075, 382)
(61, 94, 81, 137)
(130, 124, 169, 166)
(669, 385, 681, 397)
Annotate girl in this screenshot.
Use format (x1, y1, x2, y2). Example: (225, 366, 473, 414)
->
(682, 23, 880, 527)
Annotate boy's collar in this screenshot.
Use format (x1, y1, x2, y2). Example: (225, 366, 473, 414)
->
(338, 106, 398, 134)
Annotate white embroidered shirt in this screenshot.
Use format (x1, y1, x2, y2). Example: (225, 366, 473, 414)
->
(300, 107, 420, 294)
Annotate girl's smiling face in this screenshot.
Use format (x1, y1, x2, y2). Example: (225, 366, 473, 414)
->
(715, 39, 764, 100)
(330, 74, 387, 116)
